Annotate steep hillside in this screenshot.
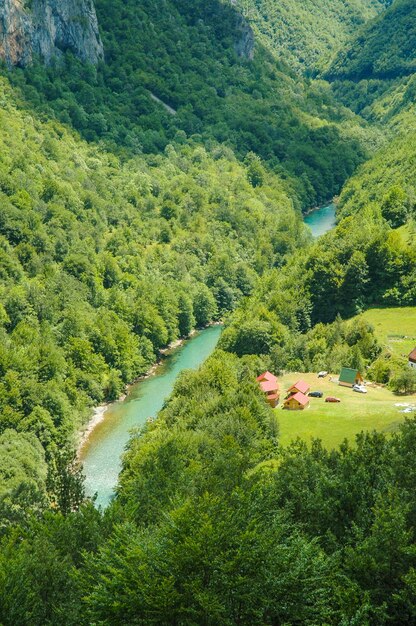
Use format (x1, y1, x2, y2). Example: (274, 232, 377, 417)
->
(233, 0, 390, 74)
(327, 0, 416, 81)
(0, 73, 307, 499)
(324, 0, 416, 222)
(325, 0, 415, 114)
(338, 122, 416, 227)
(6, 0, 371, 209)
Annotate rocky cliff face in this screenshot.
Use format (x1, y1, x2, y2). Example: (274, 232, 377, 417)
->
(229, 0, 254, 60)
(0, 0, 103, 67)
(0, 0, 31, 66)
(234, 13, 254, 60)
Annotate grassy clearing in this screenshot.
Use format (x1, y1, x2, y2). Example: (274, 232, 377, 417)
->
(356, 306, 416, 358)
(397, 221, 416, 245)
(277, 371, 415, 450)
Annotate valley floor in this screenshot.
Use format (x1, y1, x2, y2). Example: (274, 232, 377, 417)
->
(277, 371, 415, 449)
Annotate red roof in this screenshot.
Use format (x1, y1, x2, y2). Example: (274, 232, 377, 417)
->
(409, 348, 416, 363)
(256, 371, 278, 383)
(260, 380, 279, 393)
(266, 393, 279, 401)
(286, 392, 309, 406)
(288, 379, 309, 395)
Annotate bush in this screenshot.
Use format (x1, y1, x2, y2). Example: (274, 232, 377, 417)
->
(389, 367, 416, 394)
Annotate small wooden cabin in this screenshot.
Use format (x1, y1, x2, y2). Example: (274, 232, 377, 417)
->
(284, 392, 309, 411)
(338, 367, 364, 388)
(259, 379, 279, 394)
(287, 379, 310, 396)
(265, 392, 280, 408)
(257, 371, 278, 383)
(409, 348, 416, 369)
(257, 372, 280, 407)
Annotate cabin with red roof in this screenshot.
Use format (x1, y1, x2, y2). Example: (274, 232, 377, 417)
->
(284, 392, 310, 411)
(256, 371, 278, 383)
(265, 392, 280, 407)
(257, 371, 280, 407)
(287, 379, 310, 396)
(260, 379, 278, 394)
(409, 348, 416, 369)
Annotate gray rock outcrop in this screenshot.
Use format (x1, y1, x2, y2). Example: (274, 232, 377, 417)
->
(0, 0, 103, 67)
(235, 13, 254, 60)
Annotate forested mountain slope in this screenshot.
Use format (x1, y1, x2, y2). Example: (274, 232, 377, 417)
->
(0, 73, 308, 524)
(234, 0, 390, 74)
(327, 0, 416, 117)
(1, 0, 416, 624)
(339, 126, 416, 221)
(323, 0, 416, 230)
(327, 0, 416, 81)
(6, 0, 371, 209)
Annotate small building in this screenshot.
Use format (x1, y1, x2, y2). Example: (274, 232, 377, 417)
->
(259, 379, 279, 394)
(409, 348, 416, 369)
(257, 371, 278, 383)
(265, 392, 280, 408)
(338, 367, 364, 388)
(284, 392, 310, 411)
(258, 372, 280, 407)
(287, 379, 310, 396)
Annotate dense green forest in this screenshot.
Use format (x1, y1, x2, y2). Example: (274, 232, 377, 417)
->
(234, 0, 390, 74)
(0, 71, 312, 514)
(6, 0, 373, 209)
(3, 355, 416, 624)
(1, 0, 416, 623)
(327, 0, 416, 117)
(327, 0, 416, 81)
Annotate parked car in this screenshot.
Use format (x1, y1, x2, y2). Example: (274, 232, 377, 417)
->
(318, 371, 328, 378)
(325, 396, 341, 403)
(353, 384, 367, 394)
(308, 391, 323, 398)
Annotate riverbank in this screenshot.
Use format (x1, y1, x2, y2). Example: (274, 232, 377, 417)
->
(80, 324, 223, 507)
(303, 197, 337, 217)
(77, 324, 221, 456)
(77, 404, 114, 453)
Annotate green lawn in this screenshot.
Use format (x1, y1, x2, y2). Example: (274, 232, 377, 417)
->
(356, 306, 416, 359)
(277, 372, 415, 450)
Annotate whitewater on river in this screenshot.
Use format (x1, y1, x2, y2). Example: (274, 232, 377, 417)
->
(80, 203, 336, 508)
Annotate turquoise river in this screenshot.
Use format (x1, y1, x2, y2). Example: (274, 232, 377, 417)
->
(80, 325, 223, 508)
(81, 203, 336, 508)
(304, 202, 336, 238)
